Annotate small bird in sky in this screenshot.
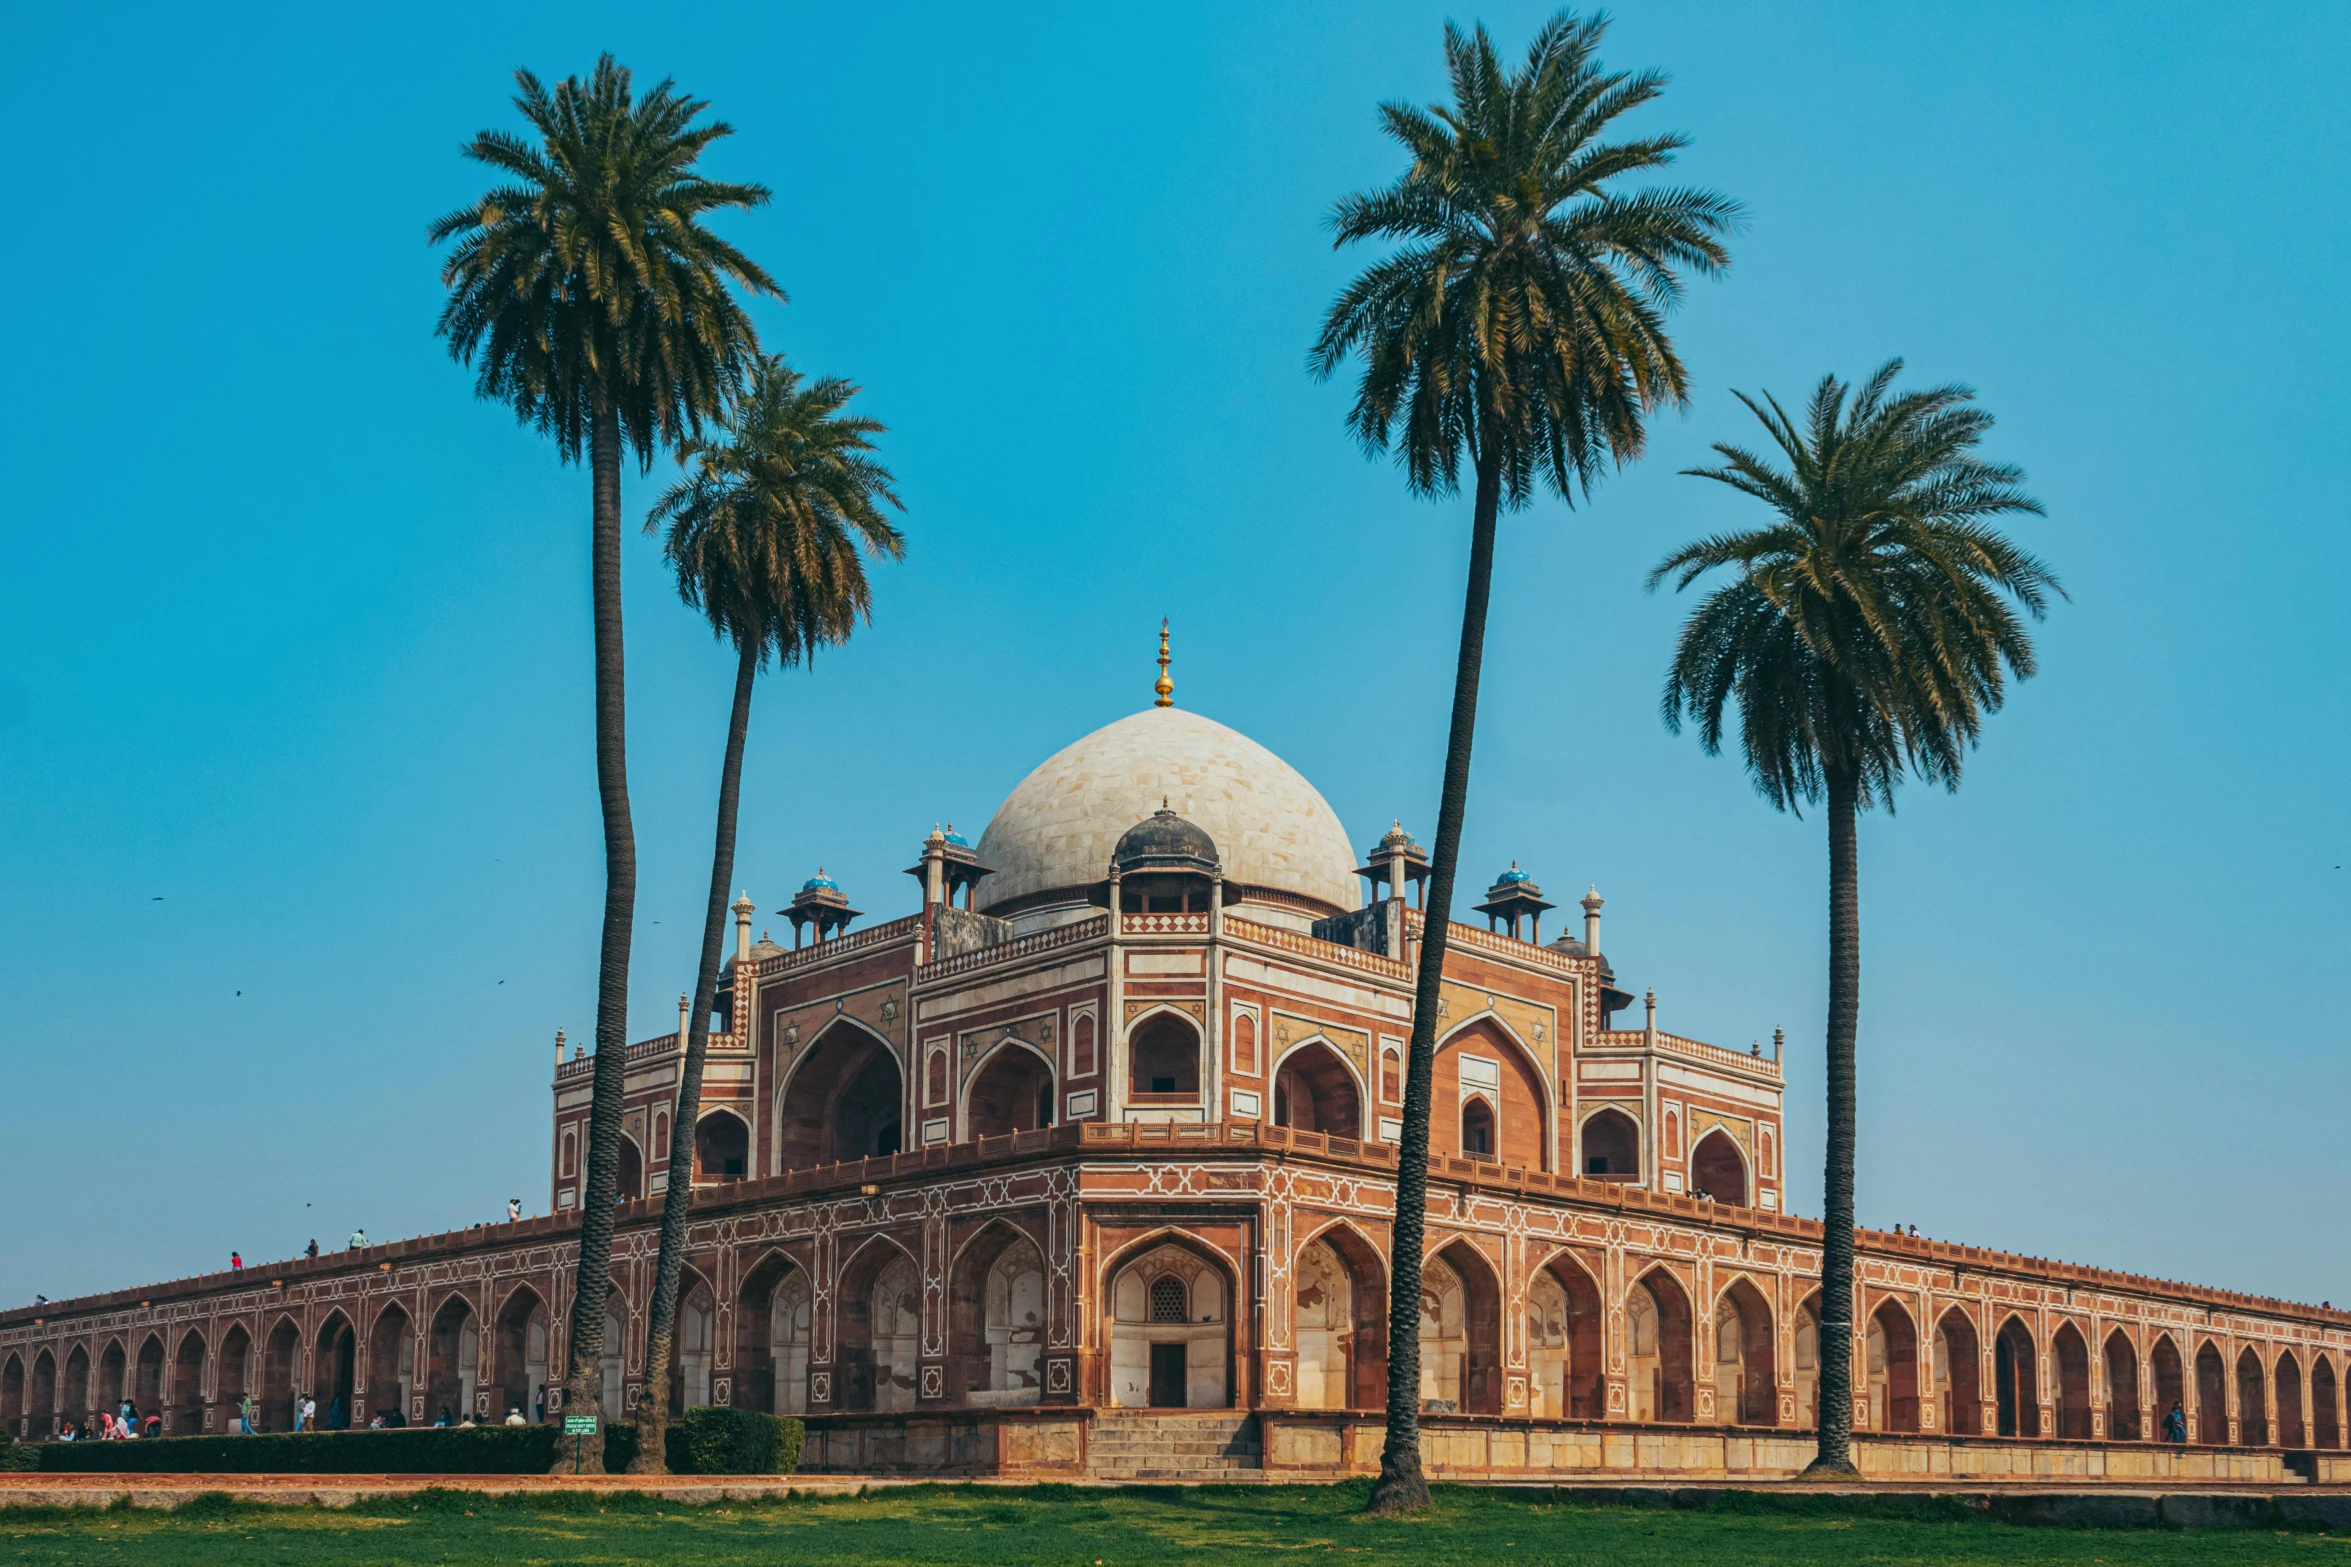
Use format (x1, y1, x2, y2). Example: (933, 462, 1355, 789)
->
(152, 896, 164, 901)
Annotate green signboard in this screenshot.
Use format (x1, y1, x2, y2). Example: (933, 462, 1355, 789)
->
(563, 1415, 598, 1436)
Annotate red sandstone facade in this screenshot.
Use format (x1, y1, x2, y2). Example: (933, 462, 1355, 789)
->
(5, 703, 2346, 1483)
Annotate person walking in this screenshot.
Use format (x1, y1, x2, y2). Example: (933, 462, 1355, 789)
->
(239, 1392, 258, 1435)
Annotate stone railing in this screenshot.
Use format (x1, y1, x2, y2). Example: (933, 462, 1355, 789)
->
(1596, 1027, 1782, 1080)
(1223, 916, 1411, 980)
(1120, 911, 1209, 936)
(1406, 908, 1589, 980)
(915, 914, 1107, 983)
(754, 914, 922, 978)
(554, 1030, 726, 1083)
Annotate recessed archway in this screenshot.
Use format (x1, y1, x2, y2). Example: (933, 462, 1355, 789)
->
(1994, 1316, 2040, 1437)
(1627, 1267, 1695, 1424)
(369, 1304, 413, 1425)
(2051, 1321, 2092, 1440)
(1794, 1294, 1822, 1431)
(1433, 1019, 1550, 1169)
(495, 1286, 550, 1422)
(669, 1269, 718, 1414)
(1271, 1041, 1362, 1138)
(950, 1222, 1048, 1405)
(2276, 1351, 2306, 1449)
(1715, 1276, 1776, 1425)
(2315, 1356, 2342, 1450)
(315, 1313, 356, 1429)
(62, 1344, 90, 1432)
(1128, 1011, 1202, 1100)
(97, 1339, 127, 1418)
(966, 1042, 1055, 1140)
(172, 1330, 207, 1434)
(259, 1319, 299, 1431)
(1688, 1130, 1749, 1207)
(777, 1020, 905, 1168)
(1418, 1239, 1503, 1415)
(1295, 1224, 1386, 1411)
(739, 1251, 811, 1415)
(2236, 1347, 2269, 1446)
(1105, 1235, 1234, 1409)
(133, 1334, 165, 1416)
(2103, 1329, 2142, 1440)
(2152, 1334, 2186, 1439)
(0, 1355, 20, 1438)
(1935, 1309, 1982, 1435)
(694, 1110, 750, 1183)
(1530, 1250, 1605, 1420)
(29, 1350, 55, 1441)
(616, 1134, 644, 1203)
(1579, 1107, 1640, 1182)
(2194, 1341, 2228, 1444)
(1867, 1299, 1920, 1432)
(426, 1294, 480, 1426)
(837, 1239, 921, 1412)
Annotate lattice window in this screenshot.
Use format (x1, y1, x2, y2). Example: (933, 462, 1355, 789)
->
(1149, 1276, 1188, 1323)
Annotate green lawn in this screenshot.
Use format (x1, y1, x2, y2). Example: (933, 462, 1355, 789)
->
(0, 1484, 2337, 1566)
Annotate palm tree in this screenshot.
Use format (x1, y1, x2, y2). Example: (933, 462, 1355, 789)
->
(431, 55, 778, 1471)
(628, 356, 904, 1472)
(1309, 11, 1734, 1514)
(1650, 361, 2058, 1474)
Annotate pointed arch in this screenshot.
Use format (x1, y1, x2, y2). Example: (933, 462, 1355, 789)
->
(258, 1316, 300, 1431)
(2194, 1337, 2229, 1444)
(29, 1348, 56, 1439)
(1934, 1307, 1982, 1435)
(1294, 1218, 1388, 1410)
(96, 1337, 128, 1416)
(1125, 1006, 1203, 1100)
(739, 1246, 812, 1415)
(2151, 1332, 2186, 1439)
(2276, 1349, 2306, 1449)
(367, 1301, 414, 1426)
(61, 1342, 91, 1429)
(1103, 1230, 1238, 1409)
(171, 1328, 208, 1434)
(2050, 1319, 2091, 1440)
(1793, 1290, 1822, 1432)
(132, 1332, 166, 1413)
(837, 1233, 923, 1413)
(693, 1106, 752, 1182)
(1994, 1314, 2040, 1437)
(1577, 1105, 1641, 1183)
(2312, 1354, 2341, 1450)
(948, 1218, 1049, 1405)
(1626, 1265, 1695, 1423)
(776, 1015, 905, 1168)
(494, 1283, 551, 1423)
(0, 1354, 21, 1435)
(1687, 1129, 1749, 1207)
(1715, 1274, 1776, 1425)
(426, 1290, 481, 1426)
(1268, 1035, 1366, 1138)
(1433, 1014, 1553, 1170)
(1867, 1296, 1920, 1432)
(962, 1035, 1057, 1140)
(2235, 1346, 2269, 1446)
(2103, 1326, 2142, 1440)
(615, 1130, 645, 1203)
(1529, 1246, 1606, 1419)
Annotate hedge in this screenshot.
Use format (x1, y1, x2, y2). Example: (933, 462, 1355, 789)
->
(30, 1409, 801, 1477)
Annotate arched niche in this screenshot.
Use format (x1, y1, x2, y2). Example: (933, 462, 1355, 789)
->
(2313, 1356, 2341, 1450)
(600, 1296, 630, 1418)
(1688, 1130, 1749, 1207)
(1528, 1251, 1605, 1420)
(1935, 1308, 1982, 1435)
(259, 1320, 299, 1431)
(2103, 1328, 2142, 1441)
(133, 1334, 165, 1412)
(2276, 1351, 2306, 1449)
(949, 1223, 1048, 1405)
(2235, 1347, 2270, 1447)
(1792, 1294, 1821, 1432)
(1295, 1224, 1386, 1411)
(62, 1344, 90, 1428)
(1625, 1268, 1694, 1423)
(171, 1330, 207, 1434)
(2051, 1321, 2092, 1440)
(837, 1240, 921, 1412)
(1419, 1239, 1503, 1415)
(739, 1251, 811, 1415)
(426, 1294, 479, 1426)
(495, 1286, 550, 1422)
(966, 1042, 1055, 1140)
(1432, 1019, 1549, 1170)
(1270, 1040, 1362, 1137)
(669, 1269, 718, 1414)
(1128, 1011, 1202, 1100)
(315, 1313, 356, 1429)
(2152, 1334, 2186, 1438)
(1106, 1237, 1233, 1409)
(1867, 1298, 1920, 1432)
(97, 1340, 127, 1419)
(695, 1110, 750, 1183)
(616, 1135, 644, 1203)
(1579, 1107, 1640, 1182)
(1715, 1276, 1777, 1426)
(777, 1020, 904, 1169)
(368, 1304, 413, 1425)
(1995, 1315, 2041, 1438)
(29, 1350, 55, 1440)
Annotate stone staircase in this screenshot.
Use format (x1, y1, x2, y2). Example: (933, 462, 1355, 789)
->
(1087, 1411, 1265, 1481)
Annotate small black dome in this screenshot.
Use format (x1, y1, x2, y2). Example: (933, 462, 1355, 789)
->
(1113, 808, 1220, 876)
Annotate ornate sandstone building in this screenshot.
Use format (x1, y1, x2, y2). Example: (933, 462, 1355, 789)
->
(6, 655, 2348, 1483)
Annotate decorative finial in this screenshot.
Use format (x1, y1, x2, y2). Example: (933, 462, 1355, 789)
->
(1153, 618, 1174, 708)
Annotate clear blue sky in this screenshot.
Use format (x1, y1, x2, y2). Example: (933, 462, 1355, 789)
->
(3, 2, 2345, 1309)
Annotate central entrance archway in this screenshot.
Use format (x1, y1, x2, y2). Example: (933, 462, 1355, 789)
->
(1107, 1239, 1232, 1409)
(778, 1021, 904, 1168)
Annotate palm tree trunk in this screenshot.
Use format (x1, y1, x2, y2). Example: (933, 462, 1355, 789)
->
(555, 403, 638, 1475)
(631, 636, 760, 1474)
(1804, 765, 1862, 1476)
(1369, 447, 1503, 1516)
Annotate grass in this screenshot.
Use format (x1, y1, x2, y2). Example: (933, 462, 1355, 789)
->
(0, 1483, 2339, 1565)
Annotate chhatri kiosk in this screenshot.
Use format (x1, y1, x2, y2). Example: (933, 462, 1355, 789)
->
(5, 653, 2345, 1484)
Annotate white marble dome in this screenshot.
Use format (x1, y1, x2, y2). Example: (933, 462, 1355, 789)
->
(974, 707, 1359, 916)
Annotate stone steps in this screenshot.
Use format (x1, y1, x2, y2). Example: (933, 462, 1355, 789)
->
(1088, 1412, 1264, 1480)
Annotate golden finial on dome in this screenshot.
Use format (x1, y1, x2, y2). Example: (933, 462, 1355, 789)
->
(1152, 618, 1174, 708)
